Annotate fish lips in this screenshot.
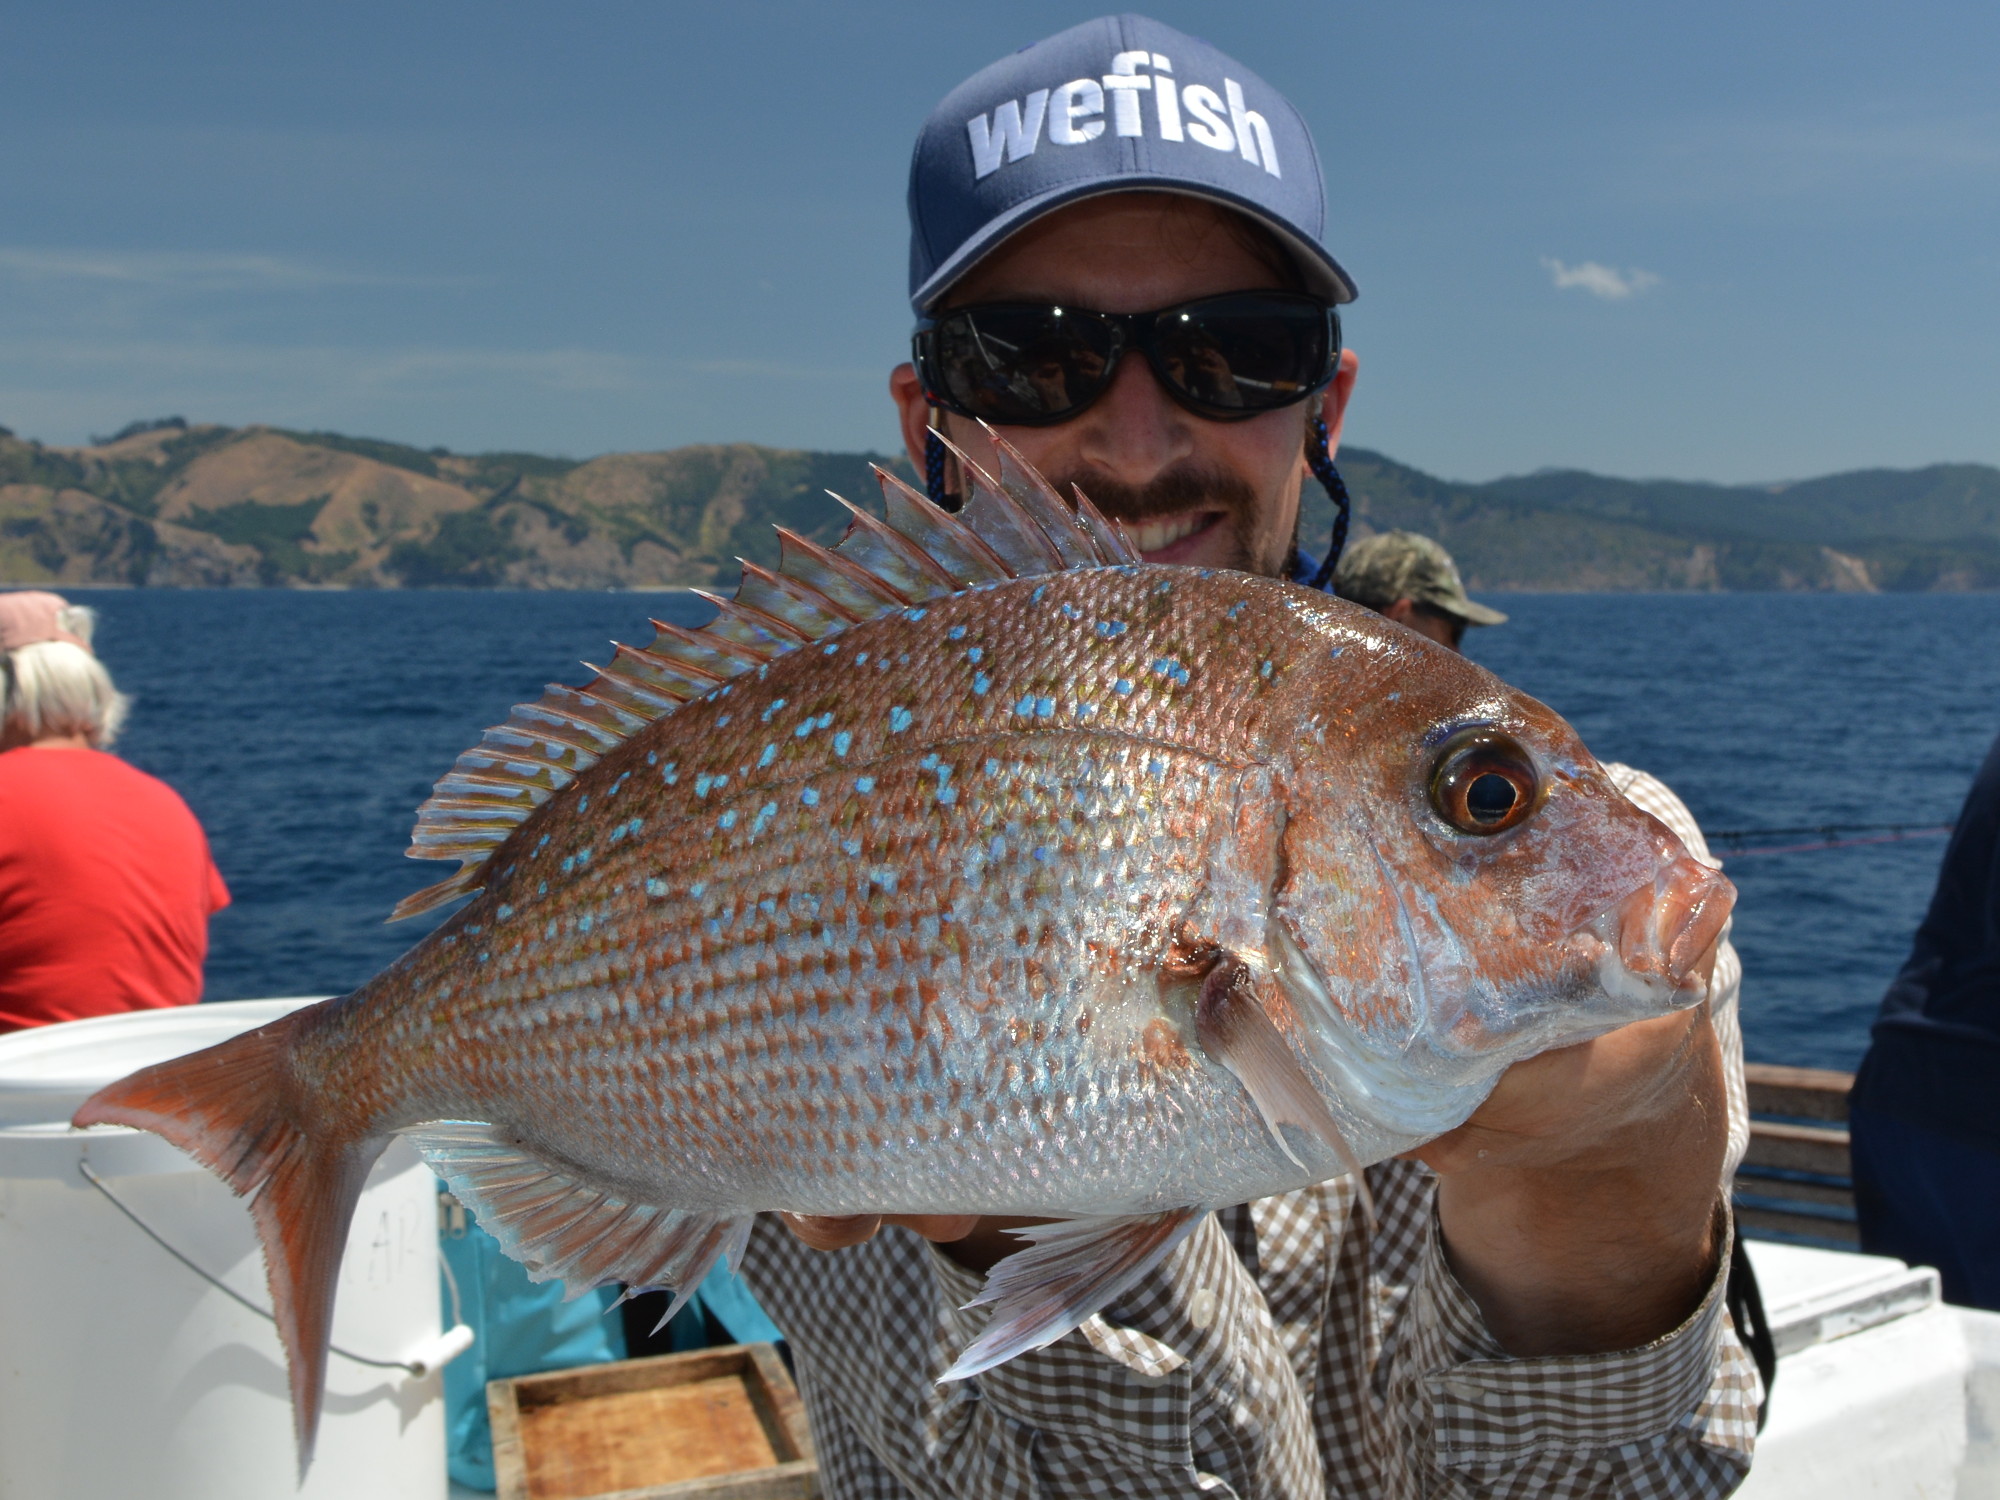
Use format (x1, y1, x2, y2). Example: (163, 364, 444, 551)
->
(1567, 853, 1736, 1014)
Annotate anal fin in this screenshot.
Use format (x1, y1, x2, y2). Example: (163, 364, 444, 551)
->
(405, 1121, 747, 1326)
(1196, 955, 1375, 1222)
(940, 1209, 1204, 1381)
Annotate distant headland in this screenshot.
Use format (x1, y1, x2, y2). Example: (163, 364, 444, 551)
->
(2, 417, 1995, 591)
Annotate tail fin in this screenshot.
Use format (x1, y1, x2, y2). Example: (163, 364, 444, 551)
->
(72, 1006, 387, 1473)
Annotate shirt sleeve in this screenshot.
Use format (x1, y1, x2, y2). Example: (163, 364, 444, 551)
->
(1382, 1202, 1760, 1497)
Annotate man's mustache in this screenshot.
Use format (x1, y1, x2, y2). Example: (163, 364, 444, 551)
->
(1055, 466, 1260, 526)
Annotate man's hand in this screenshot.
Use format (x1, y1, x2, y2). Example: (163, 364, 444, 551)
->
(780, 1213, 1063, 1274)
(1412, 952, 1730, 1357)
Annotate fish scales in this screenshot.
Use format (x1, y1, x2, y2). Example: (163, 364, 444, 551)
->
(79, 437, 1736, 1457)
(304, 567, 1313, 1217)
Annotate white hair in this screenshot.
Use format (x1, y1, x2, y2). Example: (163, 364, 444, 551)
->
(0, 606, 130, 748)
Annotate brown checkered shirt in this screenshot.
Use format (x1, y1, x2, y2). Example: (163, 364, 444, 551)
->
(739, 767, 1758, 1498)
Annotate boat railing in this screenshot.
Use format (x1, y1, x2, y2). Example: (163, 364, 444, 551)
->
(1735, 1063, 1858, 1248)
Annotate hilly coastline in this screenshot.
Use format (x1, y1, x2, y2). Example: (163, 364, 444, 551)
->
(3, 416, 1996, 592)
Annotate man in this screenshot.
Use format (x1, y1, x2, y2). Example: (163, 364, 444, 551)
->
(0, 590, 230, 1031)
(1333, 530, 1509, 651)
(1851, 730, 2000, 1309)
(740, 18, 1756, 1496)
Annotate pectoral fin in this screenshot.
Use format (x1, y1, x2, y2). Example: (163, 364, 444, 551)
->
(939, 1209, 1204, 1381)
(1196, 955, 1374, 1219)
(405, 1121, 751, 1332)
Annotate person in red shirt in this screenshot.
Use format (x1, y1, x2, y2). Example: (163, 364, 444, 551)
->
(0, 590, 229, 1032)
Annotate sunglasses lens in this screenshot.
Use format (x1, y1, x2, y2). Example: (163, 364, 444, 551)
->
(931, 306, 1118, 423)
(1151, 294, 1334, 415)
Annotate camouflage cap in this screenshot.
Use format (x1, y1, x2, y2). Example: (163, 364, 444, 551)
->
(1332, 531, 1508, 627)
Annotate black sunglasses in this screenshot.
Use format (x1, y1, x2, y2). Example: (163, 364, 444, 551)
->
(914, 291, 1341, 427)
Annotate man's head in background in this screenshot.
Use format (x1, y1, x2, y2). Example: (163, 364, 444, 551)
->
(1334, 530, 1508, 652)
(0, 591, 128, 750)
(890, 16, 1359, 580)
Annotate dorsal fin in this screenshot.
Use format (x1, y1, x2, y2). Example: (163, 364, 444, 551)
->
(391, 430, 1135, 920)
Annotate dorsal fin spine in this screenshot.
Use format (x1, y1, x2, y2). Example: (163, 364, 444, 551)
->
(772, 526, 915, 609)
(394, 445, 1134, 919)
(928, 430, 1067, 574)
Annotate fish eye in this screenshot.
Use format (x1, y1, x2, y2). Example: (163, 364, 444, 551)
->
(1428, 728, 1543, 836)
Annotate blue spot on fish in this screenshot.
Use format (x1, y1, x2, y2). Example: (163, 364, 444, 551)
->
(647, 751, 658, 765)
(1328, 645, 1344, 659)
(1031, 584, 1047, 604)
(645, 878, 668, 898)
(984, 758, 1001, 777)
(717, 713, 732, 727)
(560, 856, 575, 873)
(757, 744, 777, 769)
(856, 651, 869, 664)
(855, 776, 876, 794)
(1226, 600, 1246, 620)
(946, 624, 965, 640)
(1035, 696, 1055, 718)
(1260, 660, 1275, 679)
(660, 761, 678, 784)
(889, 706, 914, 733)
(718, 810, 738, 830)
(1151, 657, 1191, 687)
(938, 785, 957, 804)
(578, 915, 594, 933)
(972, 672, 991, 696)
(761, 698, 787, 724)
(833, 730, 852, 757)
(904, 606, 927, 621)
(751, 801, 777, 836)
(578, 794, 589, 812)
(535, 834, 550, 851)
(1059, 602, 1082, 620)
(1113, 677, 1134, 695)
(841, 838, 861, 857)
(801, 786, 819, 806)
(824, 642, 839, 654)
(1013, 694, 1036, 716)
(1147, 757, 1167, 777)
(1095, 619, 1127, 639)
(537, 881, 547, 896)
(1074, 701, 1096, 721)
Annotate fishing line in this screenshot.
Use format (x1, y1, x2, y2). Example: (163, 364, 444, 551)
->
(1708, 820, 1955, 858)
(78, 1159, 465, 1377)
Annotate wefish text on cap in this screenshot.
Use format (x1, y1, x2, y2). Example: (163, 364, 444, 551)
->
(908, 15, 1356, 312)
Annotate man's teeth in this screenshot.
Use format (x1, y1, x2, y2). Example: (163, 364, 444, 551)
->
(1127, 513, 1212, 552)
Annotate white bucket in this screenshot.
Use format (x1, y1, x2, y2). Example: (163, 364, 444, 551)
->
(0, 999, 448, 1500)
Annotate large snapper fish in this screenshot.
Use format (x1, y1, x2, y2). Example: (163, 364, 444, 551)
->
(78, 433, 1731, 1463)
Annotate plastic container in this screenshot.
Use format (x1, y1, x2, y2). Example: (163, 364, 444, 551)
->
(0, 999, 448, 1500)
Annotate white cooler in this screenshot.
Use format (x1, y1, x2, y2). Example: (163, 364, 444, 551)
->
(0, 999, 452, 1500)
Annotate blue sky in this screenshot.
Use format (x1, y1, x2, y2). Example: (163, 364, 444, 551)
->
(2, 1, 1995, 483)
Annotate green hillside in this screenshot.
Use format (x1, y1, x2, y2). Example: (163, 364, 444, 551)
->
(2, 415, 1995, 590)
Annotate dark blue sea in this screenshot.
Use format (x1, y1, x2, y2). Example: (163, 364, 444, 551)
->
(73, 588, 2000, 1073)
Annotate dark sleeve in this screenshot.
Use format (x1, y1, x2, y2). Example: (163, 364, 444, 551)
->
(1874, 732, 2000, 1034)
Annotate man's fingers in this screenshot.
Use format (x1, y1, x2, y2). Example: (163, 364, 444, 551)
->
(779, 1212, 983, 1251)
(882, 1214, 982, 1243)
(780, 1212, 884, 1251)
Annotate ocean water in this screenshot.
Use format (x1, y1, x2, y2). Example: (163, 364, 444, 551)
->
(72, 588, 2000, 1073)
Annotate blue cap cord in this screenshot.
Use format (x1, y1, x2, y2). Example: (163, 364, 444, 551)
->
(924, 424, 952, 509)
(1304, 414, 1351, 591)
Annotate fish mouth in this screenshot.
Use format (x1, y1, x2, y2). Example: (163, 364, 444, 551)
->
(1119, 508, 1228, 562)
(1570, 854, 1736, 1013)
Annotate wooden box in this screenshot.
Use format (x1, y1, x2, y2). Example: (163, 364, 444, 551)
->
(488, 1343, 818, 1500)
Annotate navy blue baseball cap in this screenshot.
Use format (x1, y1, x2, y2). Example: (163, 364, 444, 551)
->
(908, 14, 1356, 313)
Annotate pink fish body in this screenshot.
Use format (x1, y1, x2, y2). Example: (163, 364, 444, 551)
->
(77, 434, 1731, 1465)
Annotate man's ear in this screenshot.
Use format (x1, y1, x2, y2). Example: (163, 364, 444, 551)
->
(891, 363, 932, 474)
(1319, 347, 1360, 458)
